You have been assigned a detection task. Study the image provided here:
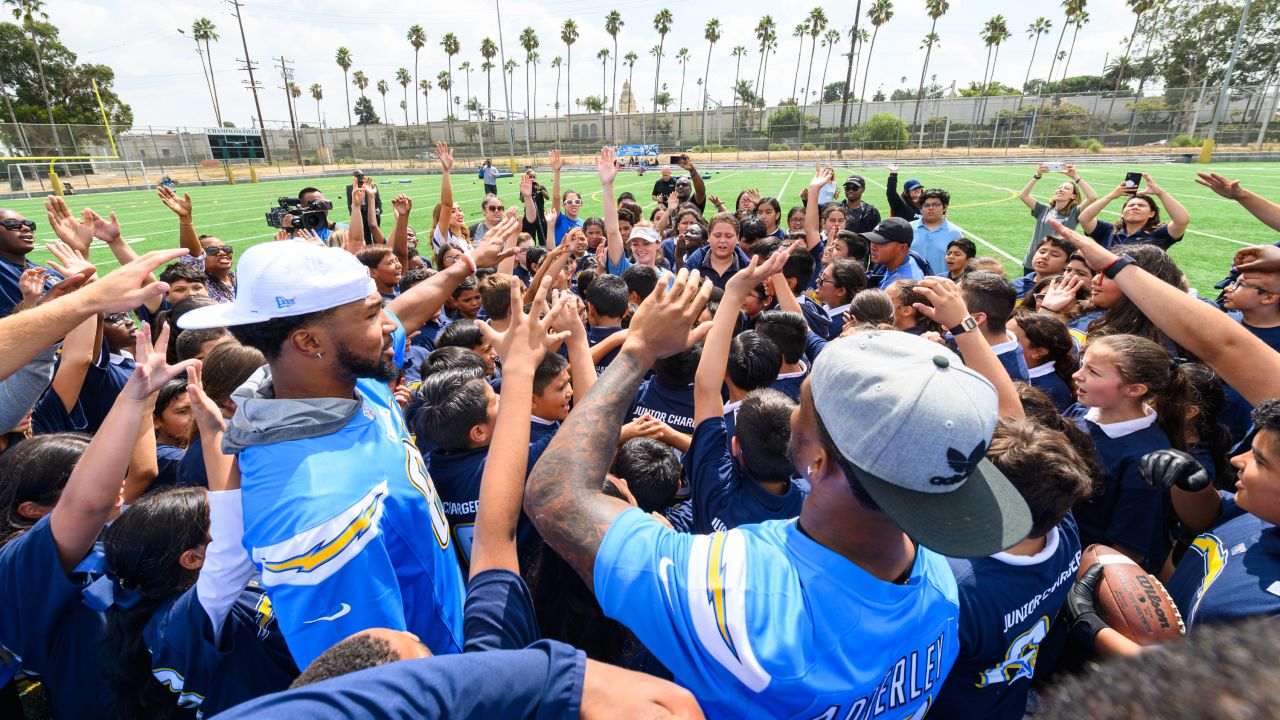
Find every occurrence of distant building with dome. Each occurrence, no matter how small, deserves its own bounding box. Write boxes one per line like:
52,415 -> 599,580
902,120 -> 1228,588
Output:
618,80 -> 638,114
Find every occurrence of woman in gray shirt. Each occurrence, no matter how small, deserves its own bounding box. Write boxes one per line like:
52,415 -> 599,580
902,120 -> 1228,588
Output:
1018,162 -> 1096,273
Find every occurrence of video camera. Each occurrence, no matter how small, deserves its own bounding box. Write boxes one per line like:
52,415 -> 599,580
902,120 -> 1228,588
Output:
266,197 -> 333,230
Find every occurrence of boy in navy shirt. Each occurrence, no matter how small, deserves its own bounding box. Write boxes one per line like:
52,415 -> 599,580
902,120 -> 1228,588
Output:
628,344 -> 700,437
585,274 -> 628,373
688,253 -> 806,533
434,320 -> 499,377
754,311 -> 810,402
749,239 -> 830,338
933,419 -> 1091,720
959,271 -> 1029,383
136,262 -> 208,326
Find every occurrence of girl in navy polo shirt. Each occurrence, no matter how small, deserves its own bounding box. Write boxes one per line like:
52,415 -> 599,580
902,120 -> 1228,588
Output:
1078,174 -> 1190,251
1068,334 -> 1190,575
1010,310 -> 1078,412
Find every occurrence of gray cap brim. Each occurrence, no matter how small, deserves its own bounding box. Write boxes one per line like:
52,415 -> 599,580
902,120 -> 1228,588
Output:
851,457 -> 1032,558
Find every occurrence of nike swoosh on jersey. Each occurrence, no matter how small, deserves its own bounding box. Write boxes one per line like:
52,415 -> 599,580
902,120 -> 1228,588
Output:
304,603 -> 352,624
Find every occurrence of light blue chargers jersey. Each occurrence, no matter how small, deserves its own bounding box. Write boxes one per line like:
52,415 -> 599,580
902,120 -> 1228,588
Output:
238,316 -> 465,668
595,508 -> 960,719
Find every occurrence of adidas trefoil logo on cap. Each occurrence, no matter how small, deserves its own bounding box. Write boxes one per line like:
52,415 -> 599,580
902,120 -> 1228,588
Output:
929,441 -> 986,486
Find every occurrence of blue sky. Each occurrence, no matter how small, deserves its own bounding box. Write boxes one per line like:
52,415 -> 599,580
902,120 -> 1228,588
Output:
47,0 -> 1147,129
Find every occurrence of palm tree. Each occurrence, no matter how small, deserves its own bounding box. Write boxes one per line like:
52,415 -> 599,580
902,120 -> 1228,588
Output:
731,46 -> 747,105
481,37 -> 498,129
790,23 -> 807,102
192,18 -> 223,125
978,17 -> 1002,96
597,48 -> 610,128
624,51 -> 638,135
816,28 -> 841,119
1060,10 -> 1089,82
459,61 -> 473,123
1023,17 -> 1052,94
1046,1 -> 1085,91
420,79 -> 433,131
652,9 -> 674,135
6,0 -> 55,129
858,0 -> 894,122
353,70 -> 372,146
336,47 -> 354,146
1105,0 -> 1155,124
803,8 -> 828,112
437,70 -> 452,125
396,68 -> 411,125
442,32 -> 460,125
911,0 -> 949,136
518,27 -> 540,141
702,18 -> 722,144
754,16 -> 774,98
676,48 -> 691,111
528,53 -> 540,134
981,17 -> 1013,122
761,35 -> 779,103
560,19 -> 579,128
551,56 -> 563,140
289,81 -> 302,121
605,10 -> 624,133
504,60 -> 517,113
310,83 -> 323,130
377,79 -> 391,126
406,25 -> 426,125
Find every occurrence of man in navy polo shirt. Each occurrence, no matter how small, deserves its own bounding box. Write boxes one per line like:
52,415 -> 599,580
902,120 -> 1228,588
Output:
866,217 -> 928,290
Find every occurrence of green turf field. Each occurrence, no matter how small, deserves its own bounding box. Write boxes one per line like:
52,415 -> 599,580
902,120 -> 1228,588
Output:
8,161 -> 1280,293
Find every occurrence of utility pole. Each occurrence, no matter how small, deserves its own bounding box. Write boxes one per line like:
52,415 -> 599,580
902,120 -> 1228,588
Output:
227,0 -> 272,163
838,0 -> 864,143
493,0 -> 519,167
1205,0 -> 1252,158
275,56 -> 305,166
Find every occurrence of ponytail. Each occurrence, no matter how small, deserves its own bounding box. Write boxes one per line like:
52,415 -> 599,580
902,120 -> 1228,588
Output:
1091,334 -> 1189,451
102,487 -> 209,719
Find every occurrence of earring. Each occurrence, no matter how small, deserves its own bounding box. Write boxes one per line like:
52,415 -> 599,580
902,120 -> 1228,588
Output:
315,352 -> 324,359
806,466 -> 814,477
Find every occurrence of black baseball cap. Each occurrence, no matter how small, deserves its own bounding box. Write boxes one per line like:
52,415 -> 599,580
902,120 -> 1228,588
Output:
862,217 -> 913,245
844,174 -> 866,189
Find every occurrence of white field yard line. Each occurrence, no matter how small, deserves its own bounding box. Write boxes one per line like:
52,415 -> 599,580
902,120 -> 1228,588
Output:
943,221 -> 1022,265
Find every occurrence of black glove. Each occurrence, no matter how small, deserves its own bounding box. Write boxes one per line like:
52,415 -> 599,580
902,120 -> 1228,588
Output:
1065,564 -> 1109,651
1140,449 -> 1211,492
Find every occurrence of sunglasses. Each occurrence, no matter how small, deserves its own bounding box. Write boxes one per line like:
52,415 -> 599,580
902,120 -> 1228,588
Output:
0,219 -> 36,231
485,205 -> 505,212
564,199 -> 583,206
205,246 -> 234,256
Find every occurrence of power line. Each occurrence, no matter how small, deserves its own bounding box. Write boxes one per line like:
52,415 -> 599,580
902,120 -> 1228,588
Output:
227,0 -> 273,162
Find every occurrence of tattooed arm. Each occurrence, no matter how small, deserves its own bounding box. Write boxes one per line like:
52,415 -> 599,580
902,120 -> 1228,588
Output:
524,269 -> 714,588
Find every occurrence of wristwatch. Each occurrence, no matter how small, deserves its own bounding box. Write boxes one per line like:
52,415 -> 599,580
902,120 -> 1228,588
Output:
1102,253 -> 1135,279
949,316 -> 979,336
1033,174 -> 1042,180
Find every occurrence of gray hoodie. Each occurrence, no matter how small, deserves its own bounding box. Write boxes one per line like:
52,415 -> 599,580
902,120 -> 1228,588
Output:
222,366 -> 361,453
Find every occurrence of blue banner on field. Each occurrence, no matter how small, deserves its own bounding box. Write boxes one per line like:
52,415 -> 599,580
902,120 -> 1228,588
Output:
614,144 -> 659,158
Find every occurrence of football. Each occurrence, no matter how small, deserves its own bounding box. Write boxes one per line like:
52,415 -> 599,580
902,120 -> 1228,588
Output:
1078,544 -> 1186,646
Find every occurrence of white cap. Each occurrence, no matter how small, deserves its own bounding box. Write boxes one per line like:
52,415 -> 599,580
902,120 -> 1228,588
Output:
629,226 -> 661,245
178,242 -> 376,330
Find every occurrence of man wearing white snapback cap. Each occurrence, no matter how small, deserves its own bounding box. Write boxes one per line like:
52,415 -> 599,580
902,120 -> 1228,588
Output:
179,217 -> 515,668
525,253 -> 1031,718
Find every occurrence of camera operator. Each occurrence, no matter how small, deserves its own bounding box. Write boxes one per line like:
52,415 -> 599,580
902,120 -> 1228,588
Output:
278,187 -> 346,245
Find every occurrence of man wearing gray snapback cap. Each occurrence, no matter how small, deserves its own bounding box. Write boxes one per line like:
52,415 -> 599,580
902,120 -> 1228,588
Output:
178,216 -> 515,668
525,251 -> 1031,718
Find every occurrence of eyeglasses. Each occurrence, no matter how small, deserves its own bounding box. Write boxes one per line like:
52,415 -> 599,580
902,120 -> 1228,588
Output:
485,205 -> 505,212
1228,278 -> 1268,293
815,277 -> 838,287
0,219 -> 36,231
1033,293 -> 1047,303
564,199 -> 583,206
205,246 -> 234,256
921,203 -> 945,210
105,313 -> 130,325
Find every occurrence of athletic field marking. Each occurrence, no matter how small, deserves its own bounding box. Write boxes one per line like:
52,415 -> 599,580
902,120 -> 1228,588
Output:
944,221 -> 1022,264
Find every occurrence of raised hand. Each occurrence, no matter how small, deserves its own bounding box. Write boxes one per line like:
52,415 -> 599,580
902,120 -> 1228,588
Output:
45,240 -> 97,280
44,196 -> 94,255
619,414 -> 665,443
1037,273 -> 1086,313
1141,173 -> 1165,196
80,248 -> 188,314
364,181 -> 379,198
1233,245 -> 1280,275
887,163 -> 899,173
185,362 -> 227,434
1063,163 -> 1079,179
519,174 -> 534,197
18,267 -> 48,305
480,280 -> 571,365
1046,218 -> 1114,270
549,147 -> 564,173
436,141 -> 453,172
84,208 -> 122,244
351,186 -> 368,208
1036,162 -> 1050,176
597,146 -> 619,186
666,191 -> 679,212
724,240 -> 796,296
392,194 -> 413,217
673,153 -> 692,171
157,185 -> 193,219
1195,172 -> 1243,200
123,322 -> 200,401
470,215 -> 520,268
623,268 -> 714,363
708,194 -> 725,212
809,165 -> 834,189
910,276 -> 973,329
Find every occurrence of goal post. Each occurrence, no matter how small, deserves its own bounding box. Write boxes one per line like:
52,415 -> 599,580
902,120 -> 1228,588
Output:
5,159 -> 151,199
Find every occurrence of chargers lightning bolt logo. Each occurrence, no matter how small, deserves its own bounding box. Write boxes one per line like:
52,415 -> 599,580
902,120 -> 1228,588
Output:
706,532 -> 739,661
264,492 -> 382,575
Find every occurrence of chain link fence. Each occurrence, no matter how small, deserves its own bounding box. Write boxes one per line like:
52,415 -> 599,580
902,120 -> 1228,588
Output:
3,85 -> 1278,194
